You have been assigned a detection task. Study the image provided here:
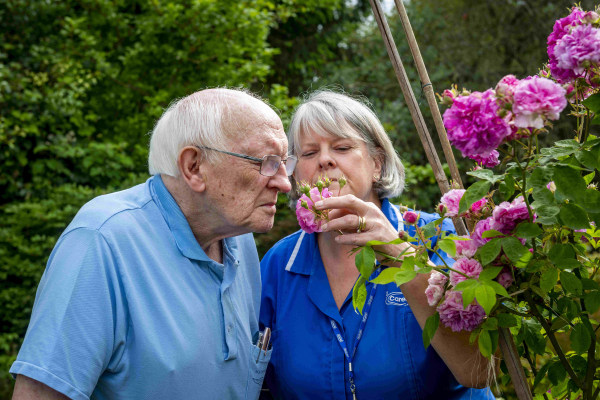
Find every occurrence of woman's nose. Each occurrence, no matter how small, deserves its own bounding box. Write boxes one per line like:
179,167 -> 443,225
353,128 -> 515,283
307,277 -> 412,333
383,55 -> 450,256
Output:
318,150 -> 336,169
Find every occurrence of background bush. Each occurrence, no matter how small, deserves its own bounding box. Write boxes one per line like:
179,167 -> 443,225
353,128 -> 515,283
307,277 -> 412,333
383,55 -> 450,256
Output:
1,0 -> 595,397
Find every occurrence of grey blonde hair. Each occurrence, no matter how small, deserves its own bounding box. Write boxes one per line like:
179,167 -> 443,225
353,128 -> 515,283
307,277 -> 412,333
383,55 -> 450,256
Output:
148,88 -> 264,177
288,90 -> 405,202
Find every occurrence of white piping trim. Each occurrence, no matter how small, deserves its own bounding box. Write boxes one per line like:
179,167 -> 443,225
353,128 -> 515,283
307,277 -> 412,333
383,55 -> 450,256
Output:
285,231 -> 306,271
392,204 -> 405,233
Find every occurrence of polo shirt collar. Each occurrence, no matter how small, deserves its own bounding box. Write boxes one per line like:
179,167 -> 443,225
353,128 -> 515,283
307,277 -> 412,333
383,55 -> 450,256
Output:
285,198 -> 404,276
150,174 -> 222,263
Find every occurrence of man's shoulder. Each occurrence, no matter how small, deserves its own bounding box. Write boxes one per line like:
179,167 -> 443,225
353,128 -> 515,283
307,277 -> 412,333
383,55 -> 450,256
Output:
64,180 -> 153,235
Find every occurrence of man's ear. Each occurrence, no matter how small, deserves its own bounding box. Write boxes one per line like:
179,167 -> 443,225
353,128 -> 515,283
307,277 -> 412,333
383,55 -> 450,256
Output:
178,146 -> 207,192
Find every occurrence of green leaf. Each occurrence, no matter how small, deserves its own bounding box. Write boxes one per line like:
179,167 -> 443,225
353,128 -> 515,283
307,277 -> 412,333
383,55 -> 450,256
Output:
486,280 -> 509,297
529,166 -> 554,191
539,268 -> 559,293
533,205 -> 560,225
355,246 -> 376,278
453,279 -> 478,291
400,256 -> 416,272
475,284 -> 496,315
524,323 -> 547,355
466,169 -> 504,184
482,229 -> 504,238
421,221 -> 437,239
560,271 -> 582,296
477,238 -> 502,265
576,147 -> 600,171
498,174 -> 515,200
394,270 -> 417,287
553,166 -> 587,202
548,361 -> 567,386
582,92 -> 600,113
437,238 -> 456,258
478,330 -> 492,358
548,243 -> 578,269
458,180 -> 491,215
581,189 -> 600,213
531,188 -> 555,207
584,291 -> 600,313
570,323 -> 591,354
479,266 -> 503,281
513,222 -> 543,239
371,267 -> 402,284
481,317 -> 498,330
352,276 -> 368,314
558,203 -> 590,230
497,313 -> 518,328
583,171 -> 596,185
533,363 -> 551,390
502,236 -> 531,266
422,313 -> 439,349
462,286 -> 477,309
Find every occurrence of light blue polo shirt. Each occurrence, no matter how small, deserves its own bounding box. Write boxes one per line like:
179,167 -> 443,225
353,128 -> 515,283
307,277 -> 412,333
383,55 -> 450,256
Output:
11,175 -> 270,400
260,199 -> 494,399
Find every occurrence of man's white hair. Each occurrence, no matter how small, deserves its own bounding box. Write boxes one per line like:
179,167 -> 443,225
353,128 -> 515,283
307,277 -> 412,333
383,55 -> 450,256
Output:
288,90 -> 405,202
148,88 -> 263,177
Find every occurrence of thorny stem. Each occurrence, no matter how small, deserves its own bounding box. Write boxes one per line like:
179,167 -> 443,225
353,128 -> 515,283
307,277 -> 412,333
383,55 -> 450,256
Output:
524,291 -> 583,389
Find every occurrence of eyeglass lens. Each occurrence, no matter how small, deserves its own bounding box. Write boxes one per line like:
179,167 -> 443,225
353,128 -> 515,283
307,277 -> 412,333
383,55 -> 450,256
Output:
261,156 -> 297,177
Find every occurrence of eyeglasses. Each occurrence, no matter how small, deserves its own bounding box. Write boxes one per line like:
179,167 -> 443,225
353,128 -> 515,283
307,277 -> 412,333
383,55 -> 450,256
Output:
195,145 -> 297,177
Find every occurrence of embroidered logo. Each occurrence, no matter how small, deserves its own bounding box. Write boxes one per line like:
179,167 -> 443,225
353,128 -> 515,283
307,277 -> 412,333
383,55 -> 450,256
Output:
385,291 -> 407,307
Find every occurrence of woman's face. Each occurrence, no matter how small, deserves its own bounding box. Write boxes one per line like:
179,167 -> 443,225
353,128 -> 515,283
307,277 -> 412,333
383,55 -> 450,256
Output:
293,129 -> 382,204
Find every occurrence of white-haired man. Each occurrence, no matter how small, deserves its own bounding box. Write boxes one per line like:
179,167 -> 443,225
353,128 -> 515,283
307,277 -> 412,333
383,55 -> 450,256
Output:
11,88 -> 295,400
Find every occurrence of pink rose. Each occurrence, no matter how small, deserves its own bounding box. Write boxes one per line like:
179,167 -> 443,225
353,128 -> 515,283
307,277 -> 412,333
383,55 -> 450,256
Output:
512,76 -> 567,129
428,270 -> 448,287
472,216 -> 496,247
555,24 -> 600,77
455,236 -> 479,258
437,291 -> 486,332
469,150 -> 500,168
449,258 -> 483,286
443,89 -> 511,159
295,187 -> 333,233
497,267 -> 514,289
547,7 -> 586,83
495,74 -> 520,104
491,196 -> 531,234
439,189 -> 487,217
426,285 -> 445,307
403,210 -> 419,225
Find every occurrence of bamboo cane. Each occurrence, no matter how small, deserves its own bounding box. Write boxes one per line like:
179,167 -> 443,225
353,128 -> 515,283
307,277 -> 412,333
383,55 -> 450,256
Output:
367,0 -> 468,236
369,1 -> 533,399
392,0 -> 464,190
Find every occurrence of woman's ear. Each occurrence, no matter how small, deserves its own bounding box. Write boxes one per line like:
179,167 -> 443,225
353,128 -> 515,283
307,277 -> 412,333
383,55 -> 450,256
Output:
178,146 -> 206,192
373,152 -> 384,181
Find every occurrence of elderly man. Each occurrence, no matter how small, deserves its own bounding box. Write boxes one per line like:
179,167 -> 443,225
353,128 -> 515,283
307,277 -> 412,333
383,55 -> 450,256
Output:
10,88 -> 295,399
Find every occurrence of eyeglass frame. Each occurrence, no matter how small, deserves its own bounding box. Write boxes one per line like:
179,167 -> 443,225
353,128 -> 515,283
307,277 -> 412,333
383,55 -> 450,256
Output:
194,145 -> 297,177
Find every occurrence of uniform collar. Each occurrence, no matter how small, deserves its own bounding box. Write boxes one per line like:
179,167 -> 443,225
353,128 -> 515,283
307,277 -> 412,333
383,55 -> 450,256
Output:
150,174 -> 238,263
285,198 -> 403,276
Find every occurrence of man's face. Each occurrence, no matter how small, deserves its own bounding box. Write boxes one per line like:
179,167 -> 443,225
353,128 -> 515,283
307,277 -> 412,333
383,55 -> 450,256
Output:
202,106 -> 291,234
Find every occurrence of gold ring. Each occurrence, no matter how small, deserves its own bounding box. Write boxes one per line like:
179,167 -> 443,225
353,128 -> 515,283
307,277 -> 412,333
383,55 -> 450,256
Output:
357,216 -> 367,233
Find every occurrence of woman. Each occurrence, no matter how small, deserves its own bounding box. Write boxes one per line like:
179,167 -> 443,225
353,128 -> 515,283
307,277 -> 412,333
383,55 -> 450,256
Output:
260,90 -> 494,399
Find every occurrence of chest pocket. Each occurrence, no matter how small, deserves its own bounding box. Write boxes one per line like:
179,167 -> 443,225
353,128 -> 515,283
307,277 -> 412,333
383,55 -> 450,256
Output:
245,342 -> 272,399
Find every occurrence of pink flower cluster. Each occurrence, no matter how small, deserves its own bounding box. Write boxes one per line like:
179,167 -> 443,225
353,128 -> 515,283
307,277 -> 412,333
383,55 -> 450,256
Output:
547,7 -> 600,84
438,291 -> 486,332
443,89 -> 511,161
438,189 -> 487,218
296,187 -> 333,234
442,75 -> 566,166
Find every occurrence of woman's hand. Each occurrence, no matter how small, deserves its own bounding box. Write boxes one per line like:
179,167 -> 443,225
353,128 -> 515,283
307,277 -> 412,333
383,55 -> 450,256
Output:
314,194 -> 415,264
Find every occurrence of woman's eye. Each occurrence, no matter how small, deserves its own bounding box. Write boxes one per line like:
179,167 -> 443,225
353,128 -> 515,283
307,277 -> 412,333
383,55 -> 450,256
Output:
336,146 -> 351,151
301,151 -> 316,157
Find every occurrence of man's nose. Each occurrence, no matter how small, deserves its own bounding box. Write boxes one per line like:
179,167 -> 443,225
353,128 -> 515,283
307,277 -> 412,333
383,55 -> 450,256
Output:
269,162 -> 292,193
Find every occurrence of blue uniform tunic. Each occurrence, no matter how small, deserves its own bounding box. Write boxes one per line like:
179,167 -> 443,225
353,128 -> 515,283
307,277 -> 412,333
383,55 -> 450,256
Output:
11,175 -> 270,400
260,199 -> 493,399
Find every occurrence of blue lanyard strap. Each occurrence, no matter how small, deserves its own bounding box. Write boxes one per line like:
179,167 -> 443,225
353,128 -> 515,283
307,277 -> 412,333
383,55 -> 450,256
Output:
330,282 -> 378,400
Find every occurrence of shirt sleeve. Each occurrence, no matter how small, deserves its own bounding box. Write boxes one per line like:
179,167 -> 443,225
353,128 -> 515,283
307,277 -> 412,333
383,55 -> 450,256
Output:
10,228 -> 127,400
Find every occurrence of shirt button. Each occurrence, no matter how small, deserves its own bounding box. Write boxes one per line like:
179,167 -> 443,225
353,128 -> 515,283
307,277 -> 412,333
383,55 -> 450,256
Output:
227,325 -> 233,333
